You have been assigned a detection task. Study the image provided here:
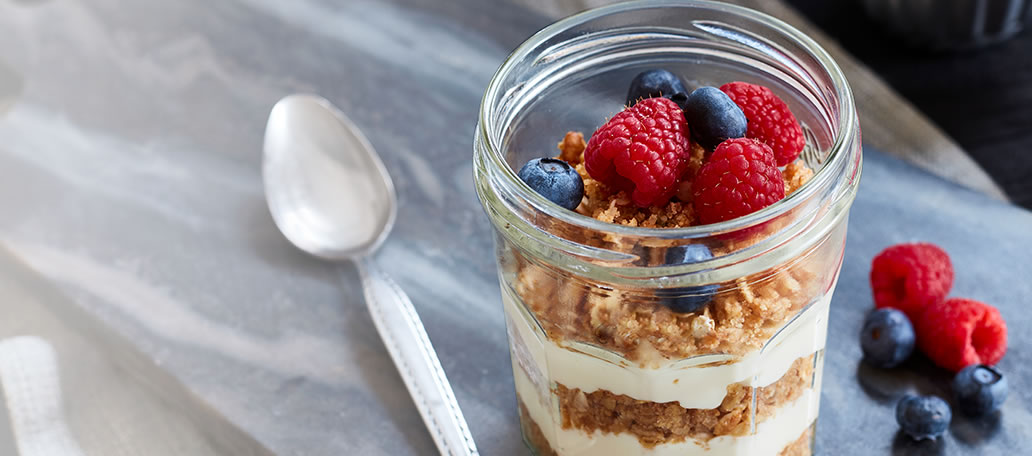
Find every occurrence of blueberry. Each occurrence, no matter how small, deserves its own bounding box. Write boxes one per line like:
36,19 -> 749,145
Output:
683,86 -> 747,150
896,394 -> 951,440
517,158 -> 584,211
953,364 -> 1008,416
860,308 -> 915,368
626,70 -> 687,107
667,91 -> 689,112
658,245 -> 719,313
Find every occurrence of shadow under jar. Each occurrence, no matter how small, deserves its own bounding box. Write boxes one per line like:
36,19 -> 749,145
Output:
474,2 -> 862,455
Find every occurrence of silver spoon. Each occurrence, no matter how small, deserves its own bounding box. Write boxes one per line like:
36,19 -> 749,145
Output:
262,94 -> 479,456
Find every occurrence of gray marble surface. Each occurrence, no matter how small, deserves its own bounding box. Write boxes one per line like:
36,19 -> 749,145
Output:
0,0 -> 1028,455
0,247 -> 273,455
0,0 -> 544,454
816,149 -> 1032,455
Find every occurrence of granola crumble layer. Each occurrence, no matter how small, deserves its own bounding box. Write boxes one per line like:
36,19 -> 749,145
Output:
778,426 -> 814,456
518,398 -> 814,456
555,355 -> 814,447
520,398 -> 560,456
513,252 -> 821,362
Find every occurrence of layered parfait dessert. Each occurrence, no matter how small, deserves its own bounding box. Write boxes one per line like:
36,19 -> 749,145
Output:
505,80 -> 832,455
474,3 -> 862,455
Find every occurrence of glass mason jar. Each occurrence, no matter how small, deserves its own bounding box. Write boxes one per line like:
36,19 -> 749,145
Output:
474,2 -> 862,455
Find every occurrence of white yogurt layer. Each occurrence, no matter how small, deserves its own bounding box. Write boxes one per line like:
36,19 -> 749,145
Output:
514,364 -> 821,456
503,282 -> 834,410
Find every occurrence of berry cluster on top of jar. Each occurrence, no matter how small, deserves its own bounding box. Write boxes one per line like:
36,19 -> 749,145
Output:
517,69 -> 807,225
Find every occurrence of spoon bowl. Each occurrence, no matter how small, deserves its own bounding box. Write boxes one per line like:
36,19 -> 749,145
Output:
263,94 -> 396,260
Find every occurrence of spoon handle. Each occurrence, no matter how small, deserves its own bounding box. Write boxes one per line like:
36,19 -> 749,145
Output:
357,259 -> 480,456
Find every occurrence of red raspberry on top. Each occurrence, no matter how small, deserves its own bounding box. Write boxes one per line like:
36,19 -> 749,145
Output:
692,137 -> 785,224
720,82 -> 805,166
916,298 -> 1007,372
584,97 -> 690,207
870,243 -> 954,320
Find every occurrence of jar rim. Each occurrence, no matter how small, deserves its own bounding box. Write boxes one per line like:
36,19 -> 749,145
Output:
476,0 -> 859,240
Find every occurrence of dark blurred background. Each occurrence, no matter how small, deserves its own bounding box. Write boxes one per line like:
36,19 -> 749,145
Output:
787,0 -> 1032,209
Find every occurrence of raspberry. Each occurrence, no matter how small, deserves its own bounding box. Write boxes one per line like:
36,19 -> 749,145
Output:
692,138 -> 785,224
870,243 -> 954,320
916,298 -> 1007,372
720,82 -> 805,166
584,97 -> 690,207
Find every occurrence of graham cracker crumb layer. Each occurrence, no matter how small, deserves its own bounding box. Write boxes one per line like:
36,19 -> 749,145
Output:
555,354 -> 814,447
